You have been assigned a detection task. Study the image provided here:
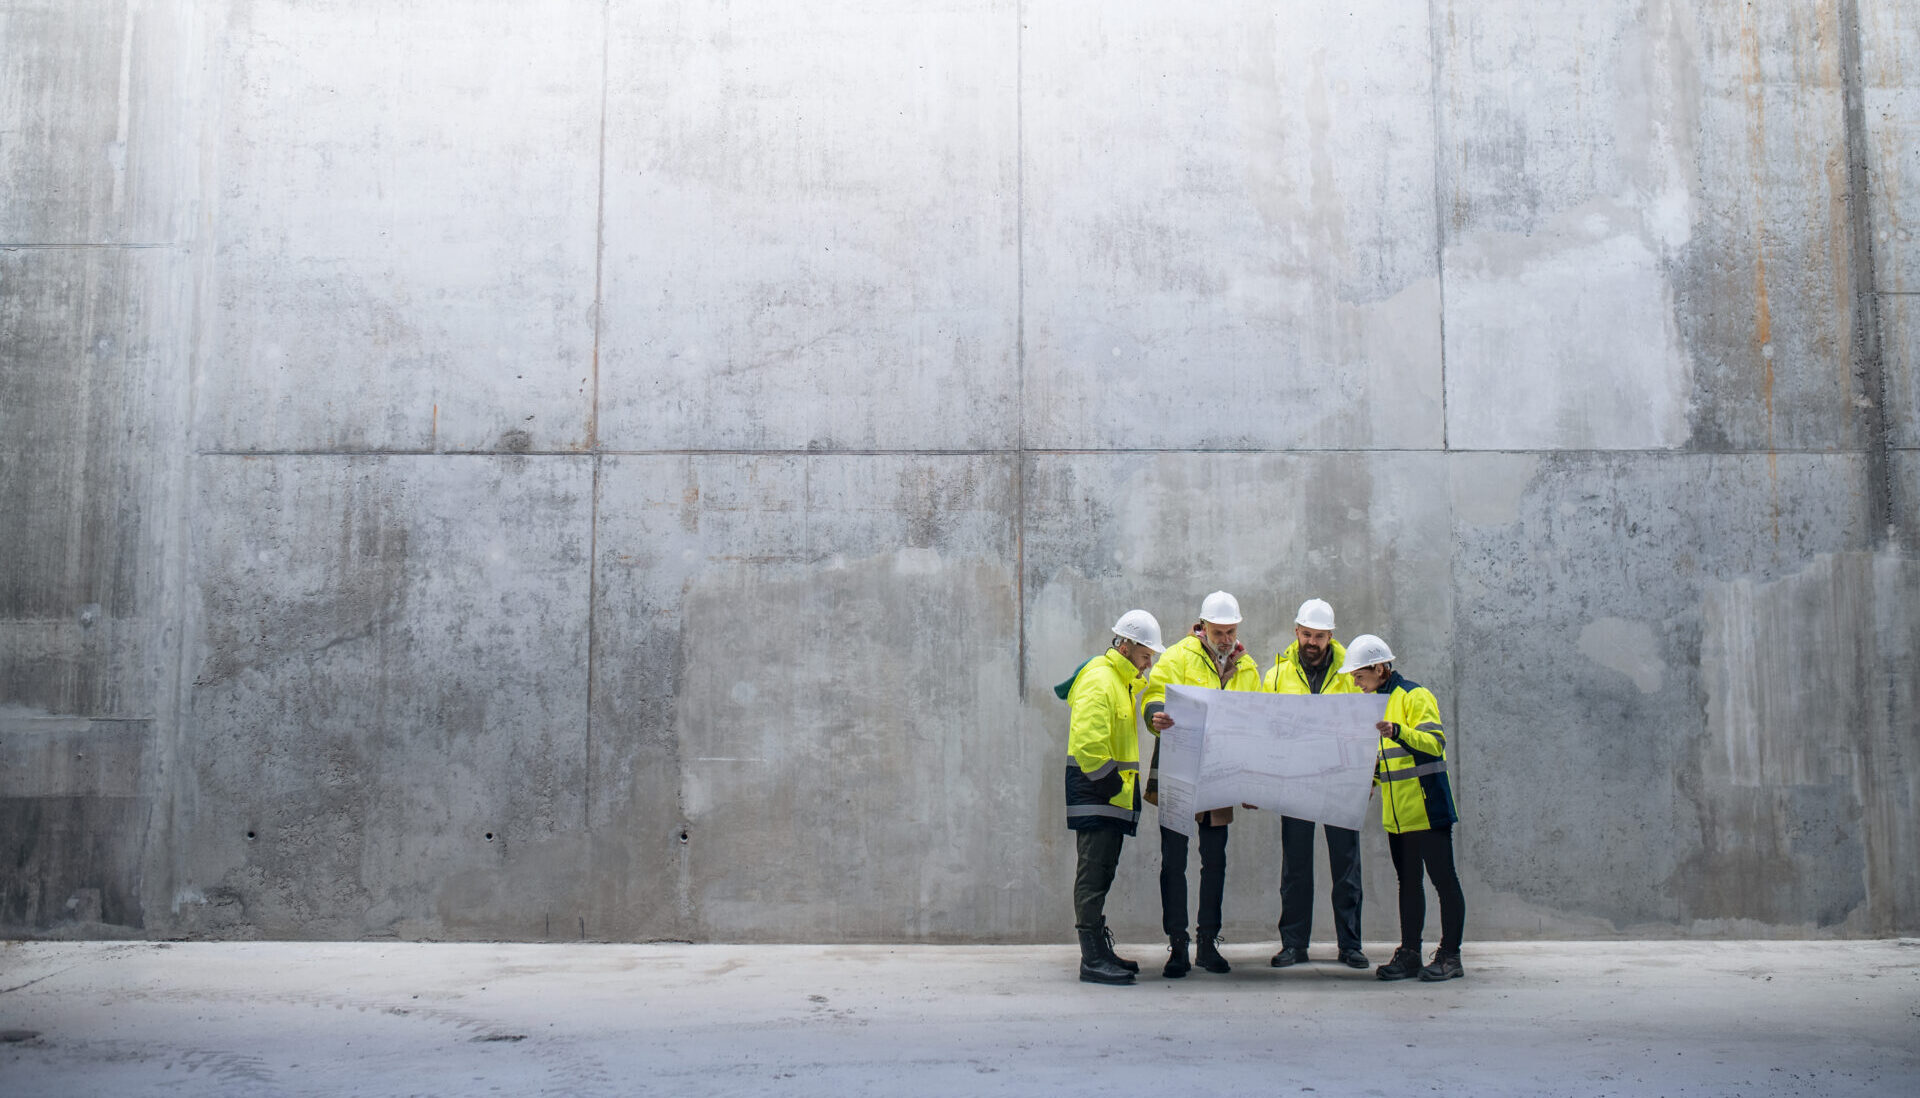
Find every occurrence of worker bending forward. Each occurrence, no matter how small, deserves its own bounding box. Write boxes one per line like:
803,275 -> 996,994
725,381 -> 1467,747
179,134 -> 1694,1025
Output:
1063,610 -> 1168,985
1344,634 -> 1466,982
1142,591 -> 1263,977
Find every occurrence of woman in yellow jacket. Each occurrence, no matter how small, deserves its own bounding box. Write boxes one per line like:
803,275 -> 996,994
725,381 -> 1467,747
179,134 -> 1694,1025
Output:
1343,634 -> 1465,982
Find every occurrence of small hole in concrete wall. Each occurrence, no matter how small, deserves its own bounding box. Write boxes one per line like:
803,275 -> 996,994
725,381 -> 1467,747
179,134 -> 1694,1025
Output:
677,828 -> 689,844
485,832 -> 495,841
245,831 -> 256,841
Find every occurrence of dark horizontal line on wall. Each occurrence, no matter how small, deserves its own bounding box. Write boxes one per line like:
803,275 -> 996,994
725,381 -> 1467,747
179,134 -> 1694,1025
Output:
0,716 -> 154,725
0,242 -> 181,250
198,447 -> 1889,459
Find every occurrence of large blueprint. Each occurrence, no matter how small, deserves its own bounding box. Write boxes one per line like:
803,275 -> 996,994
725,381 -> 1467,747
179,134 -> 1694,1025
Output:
1157,685 -> 1389,837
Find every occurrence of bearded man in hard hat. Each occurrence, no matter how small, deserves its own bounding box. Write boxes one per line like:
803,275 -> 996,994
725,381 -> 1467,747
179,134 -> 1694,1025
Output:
1265,598 -> 1369,971
1141,590 -> 1263,978
1344,634 -> 1466,983
1059,609 -> 1168,985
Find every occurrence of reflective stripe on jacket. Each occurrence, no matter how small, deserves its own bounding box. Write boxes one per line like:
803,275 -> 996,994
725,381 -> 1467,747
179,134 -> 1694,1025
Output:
1064,647 -> 1145,834
1263,639 -> 1359,695
1373,672 -> 1457,834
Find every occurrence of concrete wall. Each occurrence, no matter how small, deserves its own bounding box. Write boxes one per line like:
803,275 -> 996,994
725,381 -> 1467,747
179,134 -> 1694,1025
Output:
3,0 -> 1915,942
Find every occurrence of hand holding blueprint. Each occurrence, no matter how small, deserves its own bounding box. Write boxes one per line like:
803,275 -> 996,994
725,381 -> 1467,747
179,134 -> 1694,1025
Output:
1157,685 -> 1390,837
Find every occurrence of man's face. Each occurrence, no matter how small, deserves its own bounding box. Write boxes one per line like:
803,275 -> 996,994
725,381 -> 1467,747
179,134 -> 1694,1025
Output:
1119,640 -> 1155,674
1352,663 -> 1389,692
1201,621 -> 1237,653
1294,625 -> 1331,665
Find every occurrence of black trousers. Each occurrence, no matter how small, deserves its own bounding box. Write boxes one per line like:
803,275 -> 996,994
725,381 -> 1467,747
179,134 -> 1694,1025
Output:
1159,822 -> 1228,939
1387,826 -> 1465,954
1073,828 -> 1126,929
1277,816 -> 1363,952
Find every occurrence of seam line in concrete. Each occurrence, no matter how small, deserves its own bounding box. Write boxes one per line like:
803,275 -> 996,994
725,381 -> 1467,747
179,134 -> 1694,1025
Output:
581,0 -> 613,831
164,0 -> 225,936
1427,0 -> 1450,455
0,717 -> 157,724
589,0 -> 609,453
1015,0 -> 1027,698
585,455 -> 600,830
0,243 -> 182,250
192,447 -> 1890,459
1837,0 -> 1892,543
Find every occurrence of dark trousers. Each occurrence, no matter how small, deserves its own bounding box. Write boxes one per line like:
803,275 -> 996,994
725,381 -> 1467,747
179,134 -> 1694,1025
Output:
1073,828 -> 1126,929
1159,822 -> 1228,939
1387,826 -> 1465,954
1277,816 -> 1363,952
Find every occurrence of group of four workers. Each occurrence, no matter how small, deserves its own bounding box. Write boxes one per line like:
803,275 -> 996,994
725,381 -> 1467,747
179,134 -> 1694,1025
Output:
1061,592 -> 1466,987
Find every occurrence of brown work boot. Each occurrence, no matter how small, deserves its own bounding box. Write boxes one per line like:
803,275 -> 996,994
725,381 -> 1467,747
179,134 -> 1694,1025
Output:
1418,949 -> 1464,981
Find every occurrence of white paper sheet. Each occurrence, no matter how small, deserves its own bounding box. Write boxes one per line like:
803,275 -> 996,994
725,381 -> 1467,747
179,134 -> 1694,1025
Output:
1157,685 -> 1390,837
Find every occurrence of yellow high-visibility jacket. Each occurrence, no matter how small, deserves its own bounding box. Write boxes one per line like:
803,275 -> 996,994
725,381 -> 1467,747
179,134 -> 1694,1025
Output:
1264,639 -> 1359,696
1064,647 -> 1146,834
1142,633 -> 1263,713
1373,672 -> 1457,834
1141,633 -> 1262,809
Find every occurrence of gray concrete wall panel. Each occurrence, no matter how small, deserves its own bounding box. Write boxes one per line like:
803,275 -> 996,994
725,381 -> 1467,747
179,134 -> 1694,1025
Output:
172,455 -> 593,938
1440,1 -> 1863,453
1862,0 -> 1917,296
0,0 -> 193,244
1884,293 -> 1918,450
1022,2 -> 1443,451
1860,0 -> 1918,447
0,241 -> 189,935
591,454 -> 1020,940
1,247 -> 187,719
0,718 -> 151,935
1449,451 -> 1913,934
596,2 -> 1020,452
197,0 -> 603,454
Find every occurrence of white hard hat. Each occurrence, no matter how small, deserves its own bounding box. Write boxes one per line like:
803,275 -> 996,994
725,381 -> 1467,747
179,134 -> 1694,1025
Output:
1111,609 -> 1166,653
1295,598 -> 1336,630
1198,591 -> 1242,625
1338,634 -> 1395,674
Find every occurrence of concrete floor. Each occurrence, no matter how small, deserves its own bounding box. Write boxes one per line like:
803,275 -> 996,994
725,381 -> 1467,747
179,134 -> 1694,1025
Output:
2,939 -> 1916,1097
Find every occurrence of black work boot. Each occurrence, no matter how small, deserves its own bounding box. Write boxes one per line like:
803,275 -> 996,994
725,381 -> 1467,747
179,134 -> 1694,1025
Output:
1418,949 -> 1464,981
1195,933 -> 1231,974
1269,945 -> 1306,967
1098,920 -> 1138,974
1163,935 -> 1191,979
1375,946 -> 1422,981
1078,927 -> 1134,985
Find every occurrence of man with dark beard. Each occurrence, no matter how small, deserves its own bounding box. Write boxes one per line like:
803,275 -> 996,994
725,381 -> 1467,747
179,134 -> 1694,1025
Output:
1141,591 -> 1263,977
1263,598 -> 1369,970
